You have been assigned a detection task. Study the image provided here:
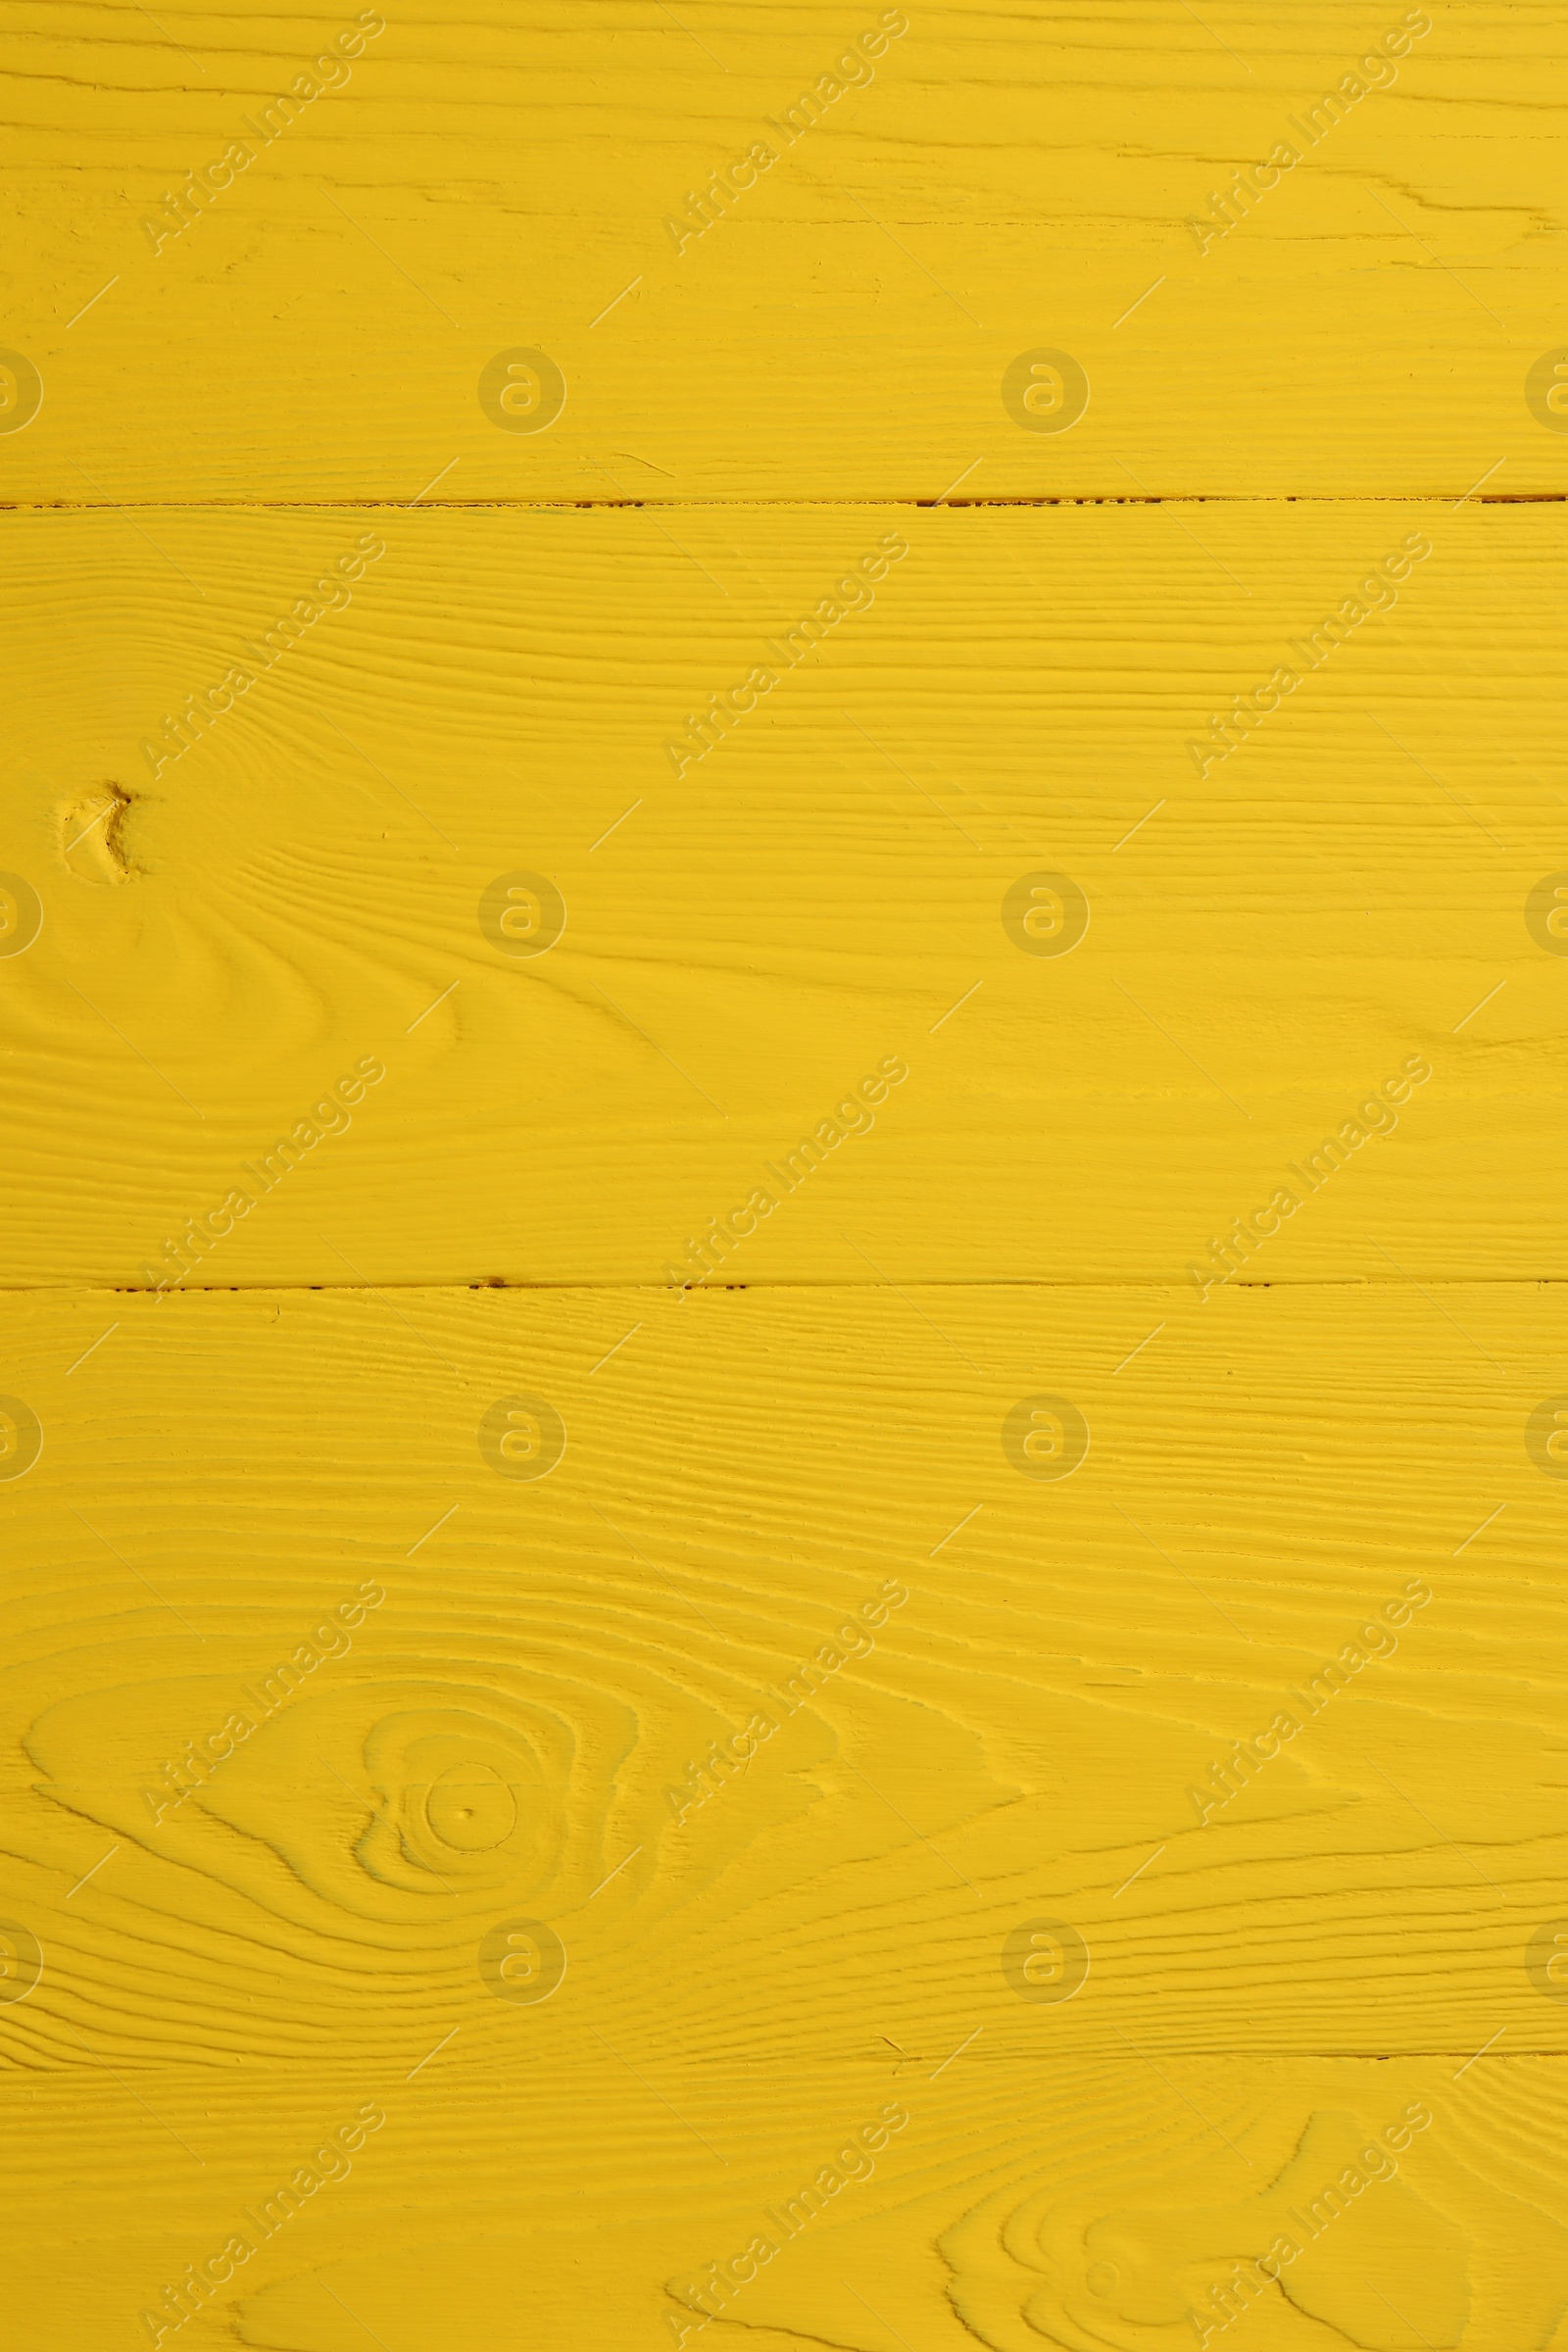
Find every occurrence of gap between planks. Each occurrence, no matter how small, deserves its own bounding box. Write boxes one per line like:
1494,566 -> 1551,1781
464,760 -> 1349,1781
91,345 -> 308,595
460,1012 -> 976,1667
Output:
0,493 -> 1558,514
11,1277 -> 1568,1297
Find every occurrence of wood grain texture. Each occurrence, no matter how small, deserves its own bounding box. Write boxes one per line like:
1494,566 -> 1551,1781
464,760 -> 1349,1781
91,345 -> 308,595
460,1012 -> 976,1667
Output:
3,499 -> 1564,1286
6,6 -> 1564,2348
1,1289 -> 1566,2349
0,3 -> 1564,498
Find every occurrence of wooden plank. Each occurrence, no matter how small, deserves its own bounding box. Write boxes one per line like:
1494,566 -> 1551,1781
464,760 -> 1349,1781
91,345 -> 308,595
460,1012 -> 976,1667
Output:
1,1284 -> 1561,2060
0,3 -> 1563,499
6,8 -> 1560,2346
2,1286 -> 1565,2345
1,499 -> 1561,1284
5,2053 -> 1568,2347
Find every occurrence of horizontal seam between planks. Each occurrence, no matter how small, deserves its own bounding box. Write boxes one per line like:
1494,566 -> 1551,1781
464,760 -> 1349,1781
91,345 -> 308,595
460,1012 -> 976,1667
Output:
3,2051 -> 1558,2066
0,494 -> 1558,514
7,1277 -> 1568,1297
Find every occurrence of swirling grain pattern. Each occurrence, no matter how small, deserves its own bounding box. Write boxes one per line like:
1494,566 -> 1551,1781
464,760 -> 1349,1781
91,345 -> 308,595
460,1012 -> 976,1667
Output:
4,3 -> 1565,2347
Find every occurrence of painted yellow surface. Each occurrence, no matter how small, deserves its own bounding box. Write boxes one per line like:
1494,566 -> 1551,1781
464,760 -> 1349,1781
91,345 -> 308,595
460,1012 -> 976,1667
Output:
0,3 -> 1565,498
4,502 -> 1564,1285
2,8 -> 1565,2352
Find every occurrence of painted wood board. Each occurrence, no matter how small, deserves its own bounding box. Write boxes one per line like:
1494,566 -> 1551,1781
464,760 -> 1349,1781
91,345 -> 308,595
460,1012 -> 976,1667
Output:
0,3 -> 1564,499
4,2054 -> 1566,2349
5,4 -> 1563,2346
1,1288 -> 1565,2347
3,500 -> 1563,1286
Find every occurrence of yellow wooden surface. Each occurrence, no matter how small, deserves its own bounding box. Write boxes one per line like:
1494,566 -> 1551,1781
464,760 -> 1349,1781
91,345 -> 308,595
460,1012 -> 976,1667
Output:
4,7 -> 1566,2352
3,500 -> 1564,1286
4,1289 -> 1568,2349
1,3 -> 1566,498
